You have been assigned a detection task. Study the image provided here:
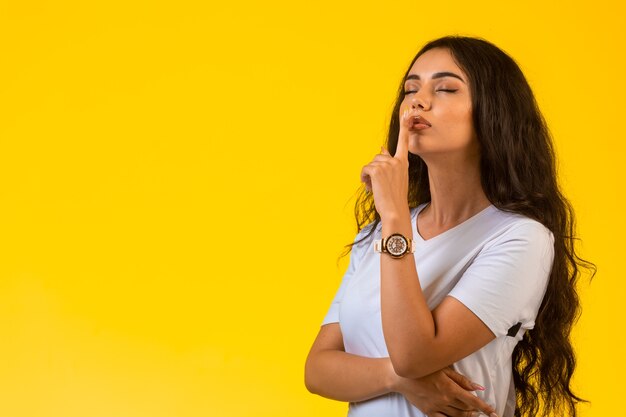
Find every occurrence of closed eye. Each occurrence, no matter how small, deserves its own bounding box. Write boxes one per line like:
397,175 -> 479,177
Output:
403,89 -> 458,95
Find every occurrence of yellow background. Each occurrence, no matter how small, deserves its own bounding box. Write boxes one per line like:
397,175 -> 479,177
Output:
0,1 -> 623,416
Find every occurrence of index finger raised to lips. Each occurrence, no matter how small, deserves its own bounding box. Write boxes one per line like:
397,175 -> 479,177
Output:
394,107 -> 411,159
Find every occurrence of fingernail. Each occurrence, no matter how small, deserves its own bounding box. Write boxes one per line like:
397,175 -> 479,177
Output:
471,382 -> 485,391
490,413 -> 499,417
469,412 -> 481,417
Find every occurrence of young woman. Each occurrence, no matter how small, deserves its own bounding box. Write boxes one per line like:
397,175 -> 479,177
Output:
305,36 -> 595,417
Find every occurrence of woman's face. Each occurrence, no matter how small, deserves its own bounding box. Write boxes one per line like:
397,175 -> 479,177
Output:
401,47 -> 477,159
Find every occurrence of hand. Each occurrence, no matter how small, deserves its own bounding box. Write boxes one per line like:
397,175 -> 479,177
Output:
359,106 -> 413,221
391,367 -> 497,417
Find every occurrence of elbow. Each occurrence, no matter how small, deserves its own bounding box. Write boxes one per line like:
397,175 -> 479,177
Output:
304,373 -> 324,396
384,332 -> 436,378
305,380 -> 320,396
389,353 -> 431,379
304,373 -> 317,394
304,359 -> 320,395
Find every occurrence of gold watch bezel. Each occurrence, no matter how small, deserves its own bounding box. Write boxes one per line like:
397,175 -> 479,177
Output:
375,233 -> 414,259
384,233 -> 409,258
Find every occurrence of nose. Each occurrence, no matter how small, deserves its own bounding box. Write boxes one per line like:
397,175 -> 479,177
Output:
410,91 -> 431,111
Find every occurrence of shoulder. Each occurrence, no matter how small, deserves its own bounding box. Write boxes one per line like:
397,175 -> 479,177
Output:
491,206 -> 552,238
483,207 -> 554,249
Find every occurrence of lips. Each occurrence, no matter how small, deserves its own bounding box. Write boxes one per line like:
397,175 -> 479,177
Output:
409,114 -> 431,131
412,115 -> 431,127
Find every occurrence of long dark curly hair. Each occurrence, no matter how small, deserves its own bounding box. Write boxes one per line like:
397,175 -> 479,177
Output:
343,36 -> 596,417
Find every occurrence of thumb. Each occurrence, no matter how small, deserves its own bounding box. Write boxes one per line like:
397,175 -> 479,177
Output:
380,146 -> 391,156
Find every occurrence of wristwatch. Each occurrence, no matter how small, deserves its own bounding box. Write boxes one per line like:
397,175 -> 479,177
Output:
374,233 -> 416,259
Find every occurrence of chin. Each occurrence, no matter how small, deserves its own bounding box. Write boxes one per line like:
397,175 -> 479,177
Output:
408,136 -> 426,156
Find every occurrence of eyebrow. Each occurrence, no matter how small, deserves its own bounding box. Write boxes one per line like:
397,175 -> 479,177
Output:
404,71 -> 466,83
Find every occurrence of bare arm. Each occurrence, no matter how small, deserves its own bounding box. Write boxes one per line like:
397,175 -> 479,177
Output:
380,214 -> 495,378
304,323 -> 394,402
360,112 -> 496,379
305,323 -> 497,417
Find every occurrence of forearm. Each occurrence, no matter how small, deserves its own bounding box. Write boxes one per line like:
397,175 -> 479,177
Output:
305,349 -> 395,402
380,214 -> 437,376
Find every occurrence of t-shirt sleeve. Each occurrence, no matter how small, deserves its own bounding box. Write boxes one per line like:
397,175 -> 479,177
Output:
448,221 -> 555,338
321,225 -> 374,326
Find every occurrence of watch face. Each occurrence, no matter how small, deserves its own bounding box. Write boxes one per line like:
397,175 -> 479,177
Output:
386,234 -> 408,256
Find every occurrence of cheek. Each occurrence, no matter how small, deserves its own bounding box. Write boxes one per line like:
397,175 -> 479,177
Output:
443,108 -> 473,131
438,109 -> 475,147
454,104 -> 473,126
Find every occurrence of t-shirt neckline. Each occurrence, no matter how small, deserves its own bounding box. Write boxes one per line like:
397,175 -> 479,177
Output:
413,202 -> 495,243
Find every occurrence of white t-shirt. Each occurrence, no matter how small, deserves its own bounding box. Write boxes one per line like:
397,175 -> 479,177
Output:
322,202 -> 555,417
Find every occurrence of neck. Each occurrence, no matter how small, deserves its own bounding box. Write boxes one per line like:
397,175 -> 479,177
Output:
422,153 -> 491,226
